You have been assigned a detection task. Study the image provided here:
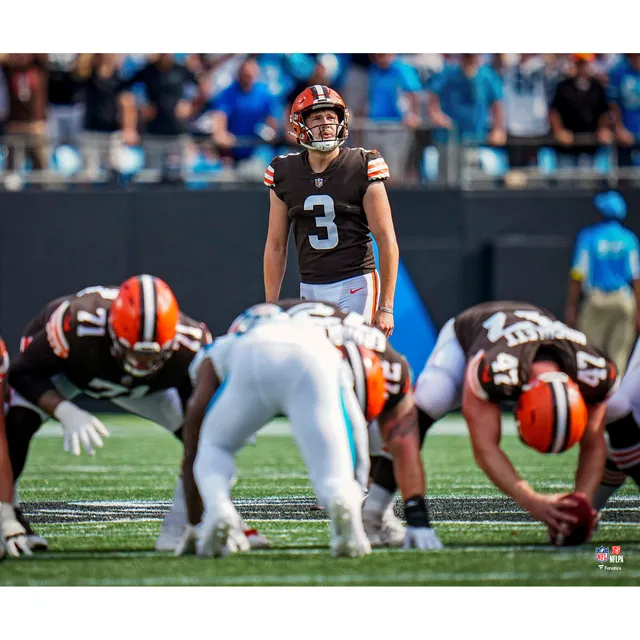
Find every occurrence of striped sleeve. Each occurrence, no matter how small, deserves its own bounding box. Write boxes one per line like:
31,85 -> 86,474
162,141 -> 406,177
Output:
366,152 -> 390,182
263,161 -> 276,188
45,300 -> 71,359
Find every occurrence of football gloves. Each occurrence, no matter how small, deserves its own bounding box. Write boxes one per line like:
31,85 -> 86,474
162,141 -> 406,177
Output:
404,526 -> 444,550
0,502 -> 31,557
53,401 -> 110,456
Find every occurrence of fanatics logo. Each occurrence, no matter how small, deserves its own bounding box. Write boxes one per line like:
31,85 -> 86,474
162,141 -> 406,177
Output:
315,178 -> 324,188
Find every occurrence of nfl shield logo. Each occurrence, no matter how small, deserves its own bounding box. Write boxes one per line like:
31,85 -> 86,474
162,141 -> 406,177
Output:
596,546 -> 609,562
315,177 -> 324,188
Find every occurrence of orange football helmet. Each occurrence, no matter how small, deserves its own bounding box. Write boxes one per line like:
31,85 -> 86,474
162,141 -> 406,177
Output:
290,85 -> 349,152
340,342 -> 386,422
515,372 -> 588,454
108,274 -> 180,377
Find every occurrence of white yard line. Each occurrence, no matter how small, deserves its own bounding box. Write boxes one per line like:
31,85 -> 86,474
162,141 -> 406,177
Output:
5,568 -> 636,587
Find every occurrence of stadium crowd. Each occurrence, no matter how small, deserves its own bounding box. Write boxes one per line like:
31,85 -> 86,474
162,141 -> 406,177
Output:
0,53 -> 639,187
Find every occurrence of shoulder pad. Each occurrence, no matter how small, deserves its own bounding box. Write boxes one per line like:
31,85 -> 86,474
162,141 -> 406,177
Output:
366,150 -> 390,181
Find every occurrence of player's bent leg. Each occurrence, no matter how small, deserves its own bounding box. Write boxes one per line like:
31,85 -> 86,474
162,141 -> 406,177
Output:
193,373 -> 272,558
286,363 -> 370,557
593,456 -> 628,513
606,412 -> 640,488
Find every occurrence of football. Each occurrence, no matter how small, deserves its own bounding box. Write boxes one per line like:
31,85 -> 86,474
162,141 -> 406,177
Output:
548,492 -> 596,547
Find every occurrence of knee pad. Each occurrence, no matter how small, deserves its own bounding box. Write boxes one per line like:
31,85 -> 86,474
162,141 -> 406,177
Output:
414,368 -> 458,421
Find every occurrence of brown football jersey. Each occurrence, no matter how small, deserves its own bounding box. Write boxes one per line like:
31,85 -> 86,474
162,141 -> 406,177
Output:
454,301 -> 618,405
277,299 -> 410,413
9,285 -> 212,407
264,147 -> 390,285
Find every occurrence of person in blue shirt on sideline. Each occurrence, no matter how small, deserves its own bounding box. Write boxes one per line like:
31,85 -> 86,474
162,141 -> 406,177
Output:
363,54 -> 422,183
427,53 -> 506,146
608,54 -> 640,168
565,191 -> 640,376
209,56 -> 280,169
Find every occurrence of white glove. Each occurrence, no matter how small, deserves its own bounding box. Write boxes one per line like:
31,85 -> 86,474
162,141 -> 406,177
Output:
0,502 -> 32,557
53,401 -> 110,456
403,526 -> 444,550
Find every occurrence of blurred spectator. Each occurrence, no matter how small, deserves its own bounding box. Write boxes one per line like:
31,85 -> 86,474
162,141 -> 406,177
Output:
120,53 -> 205,182
0,54 -> 49,173
340,55 -> 371,119
428,53 -> 505,146
75,54 -> 126,180
501,54 -> 551,167
209,55 -> 280,177
47,54 -> 84,149
565,191 -> 640,376
592,54 -> 621,86
364,53 -> 422,181
609,53 -> 640,167
0,66 -> 8,134
549,54 -> 611,168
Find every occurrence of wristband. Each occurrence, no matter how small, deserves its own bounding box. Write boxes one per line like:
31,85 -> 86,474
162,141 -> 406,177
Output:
404,495 -> 431,528
378,306 -> 394,315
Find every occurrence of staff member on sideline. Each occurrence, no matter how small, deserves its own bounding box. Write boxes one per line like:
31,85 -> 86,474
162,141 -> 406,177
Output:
565,191 -> 640,376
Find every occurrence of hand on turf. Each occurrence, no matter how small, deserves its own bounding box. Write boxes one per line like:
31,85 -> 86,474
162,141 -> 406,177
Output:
53,401 -> 110,456
404,526 -> 444,550
527,493 -> 579,534
0,503 -> 32,558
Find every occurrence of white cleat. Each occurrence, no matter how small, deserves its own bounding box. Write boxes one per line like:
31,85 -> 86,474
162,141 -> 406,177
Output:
329,500 -> 371,558
363,503 -> 406,548
155,517 -> 186,553
196,516 -> 250,558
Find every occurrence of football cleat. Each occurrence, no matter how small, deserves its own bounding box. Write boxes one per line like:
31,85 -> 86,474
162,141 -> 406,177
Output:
196,515 -> 250,558
328,499 -> 371,558
363,503 -> 406,548
15,507 -> 48,552
243,528 -> 271,550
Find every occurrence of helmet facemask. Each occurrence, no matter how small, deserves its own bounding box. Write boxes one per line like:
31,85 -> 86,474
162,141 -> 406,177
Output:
108,323 -> 174,378
292,104 -> 349,153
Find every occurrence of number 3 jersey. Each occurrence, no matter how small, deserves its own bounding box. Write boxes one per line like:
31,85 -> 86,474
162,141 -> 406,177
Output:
8,286 -> 212,406
264,147 -> 390,285
454,301 -> 618,405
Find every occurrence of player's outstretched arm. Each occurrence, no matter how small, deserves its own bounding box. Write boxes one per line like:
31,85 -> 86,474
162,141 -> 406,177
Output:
462,382 -> 578,533
182,357 -> 220,528
263,190 -> 291,303
574,402 -> 607,503
378,391 -> 424,502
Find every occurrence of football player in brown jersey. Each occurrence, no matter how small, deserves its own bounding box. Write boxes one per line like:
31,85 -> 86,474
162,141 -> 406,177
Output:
0,335 -> 31,557
276,300 -> 441,549
263,85 -> 399,338
367,301 -> 618,545
4,275 -> 213,552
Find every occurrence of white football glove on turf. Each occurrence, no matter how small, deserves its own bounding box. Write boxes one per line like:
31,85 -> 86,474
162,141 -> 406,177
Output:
0,502 -> 31,557
404,526 -> 444,550
53,401 -> 110,456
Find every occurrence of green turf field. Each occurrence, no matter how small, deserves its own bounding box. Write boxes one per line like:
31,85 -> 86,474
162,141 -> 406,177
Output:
0,414 -> 637,586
